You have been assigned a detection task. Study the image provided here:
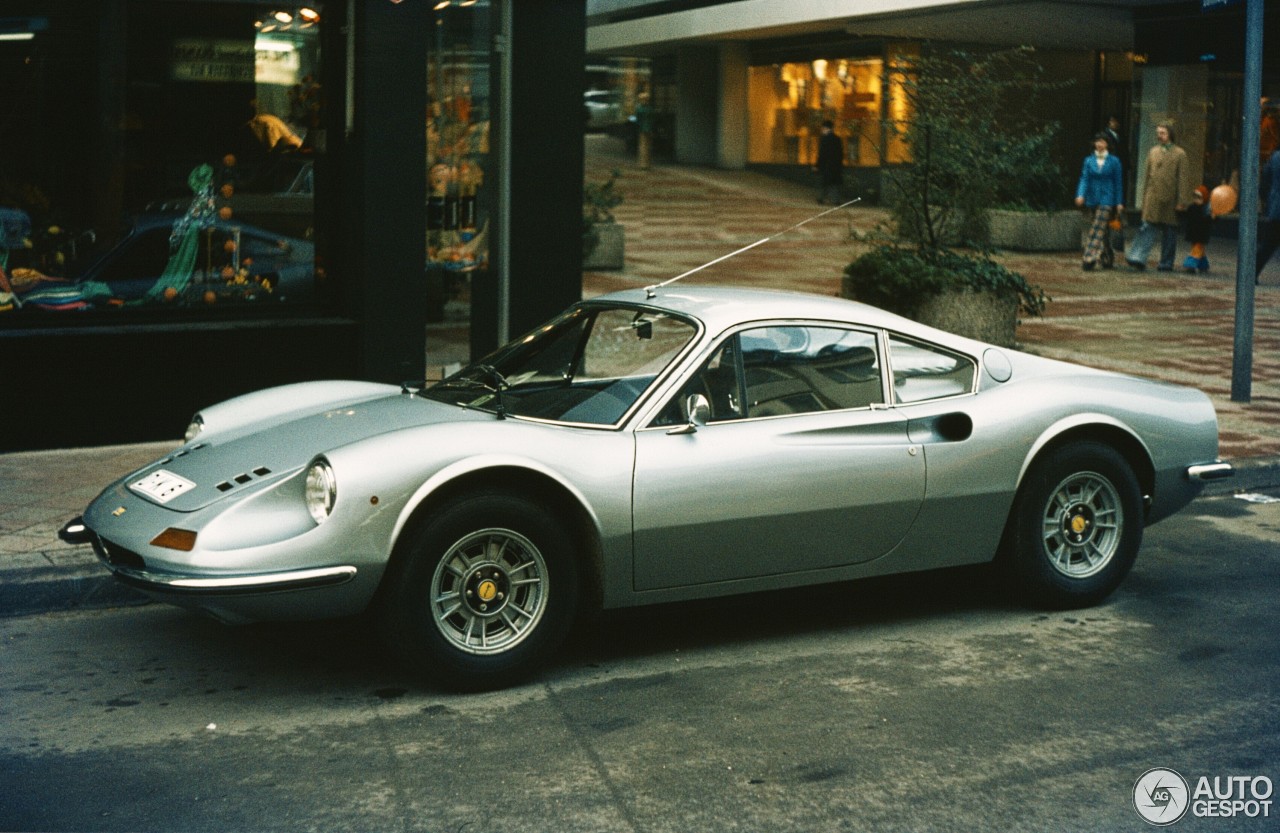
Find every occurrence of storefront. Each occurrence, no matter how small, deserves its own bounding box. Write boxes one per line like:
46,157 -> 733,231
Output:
0,0 -> 586,451
742,41 -> 918,200
586,0 -> 1275,217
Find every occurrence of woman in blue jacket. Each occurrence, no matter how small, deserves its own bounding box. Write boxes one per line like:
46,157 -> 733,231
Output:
1075,133 -> 1125,270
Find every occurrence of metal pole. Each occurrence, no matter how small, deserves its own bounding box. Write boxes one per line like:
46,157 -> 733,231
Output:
495,1 -> 513,347
1232,0 -> 1263,402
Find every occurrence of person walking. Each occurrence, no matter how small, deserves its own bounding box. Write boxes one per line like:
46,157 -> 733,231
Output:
1182,185 -> 1213,273
1102,115 -> 1123,159
1125,123 -> 1195,271
1100,115 -> 1127,254
814,120 -> 845,205
635,92 -> 654,170
1074,133 -> 1124,270
1256,147 -> 1280,281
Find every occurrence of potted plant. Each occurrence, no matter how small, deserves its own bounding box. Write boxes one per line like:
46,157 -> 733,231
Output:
844,46 -> 1053,345
583,168 -> 624,270
844,244 -> 1046,347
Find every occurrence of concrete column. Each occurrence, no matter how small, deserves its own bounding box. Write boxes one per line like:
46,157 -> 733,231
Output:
717,42 -> 749,170
676,46 -> 718,166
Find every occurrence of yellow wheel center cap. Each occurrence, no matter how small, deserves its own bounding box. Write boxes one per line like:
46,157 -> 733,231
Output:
476,579 -> 498,603
1071,515 -> 1089,535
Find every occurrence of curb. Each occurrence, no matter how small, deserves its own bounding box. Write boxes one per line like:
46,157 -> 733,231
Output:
2,457 -> 1275,620
0,564 -> 150,619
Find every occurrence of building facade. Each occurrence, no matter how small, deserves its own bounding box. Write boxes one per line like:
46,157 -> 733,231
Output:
0,0 -> 586,451
586,0 -> 1276,211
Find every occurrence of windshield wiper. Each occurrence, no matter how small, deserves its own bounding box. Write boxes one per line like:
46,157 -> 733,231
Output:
476,364 -> 510,419
428,364 -> 510,419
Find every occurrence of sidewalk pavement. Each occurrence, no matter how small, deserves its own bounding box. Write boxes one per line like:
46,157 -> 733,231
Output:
3,134 -> 1277,619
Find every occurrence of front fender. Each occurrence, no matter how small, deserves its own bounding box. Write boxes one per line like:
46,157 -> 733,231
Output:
391,453 -> 608,547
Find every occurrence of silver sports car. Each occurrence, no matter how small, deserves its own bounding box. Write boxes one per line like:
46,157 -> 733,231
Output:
63,286 -> 1233,689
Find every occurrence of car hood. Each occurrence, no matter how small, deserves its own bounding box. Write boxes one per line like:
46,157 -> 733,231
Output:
122,393 -> 487,512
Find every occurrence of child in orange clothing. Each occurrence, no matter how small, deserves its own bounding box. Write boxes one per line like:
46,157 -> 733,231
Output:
1183,185 -> 1212,273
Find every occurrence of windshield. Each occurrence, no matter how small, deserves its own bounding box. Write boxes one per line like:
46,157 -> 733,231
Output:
422,305 -> 698,425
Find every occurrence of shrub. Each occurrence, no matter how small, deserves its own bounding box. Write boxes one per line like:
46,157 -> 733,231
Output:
845,244 -> 1047,319
884,46 -> 1069,249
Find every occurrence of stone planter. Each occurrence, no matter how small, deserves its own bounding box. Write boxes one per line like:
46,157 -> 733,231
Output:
584,222 -> 625,270
988,208 -> 1082,252
915,289 -> 1019,347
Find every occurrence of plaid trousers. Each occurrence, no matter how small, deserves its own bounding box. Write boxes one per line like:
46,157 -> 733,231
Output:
1083,207 -> 1114,265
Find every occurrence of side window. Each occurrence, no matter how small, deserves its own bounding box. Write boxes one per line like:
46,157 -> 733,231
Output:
888,336 -> 976,403
740,326 -> 882,417
652,340 -> 742,426
652,325 -> 884,427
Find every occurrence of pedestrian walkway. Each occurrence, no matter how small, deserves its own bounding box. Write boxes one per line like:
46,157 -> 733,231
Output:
582,133 -> 1280,462
2,135 -> 1277,618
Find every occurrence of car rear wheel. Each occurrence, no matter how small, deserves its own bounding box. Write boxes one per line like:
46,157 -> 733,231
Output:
1001,441 -> 1143,609
379,491 -> 579,691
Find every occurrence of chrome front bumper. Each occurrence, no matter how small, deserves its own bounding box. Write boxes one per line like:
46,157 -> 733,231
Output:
61,516 -> 357,597
1186,461 -> 1235,482
106,563 -> 358,595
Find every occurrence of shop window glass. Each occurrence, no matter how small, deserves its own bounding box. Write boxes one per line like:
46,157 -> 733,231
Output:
748,57 -> 909,168
0,2 -> 323,319
425,2 -> 493,369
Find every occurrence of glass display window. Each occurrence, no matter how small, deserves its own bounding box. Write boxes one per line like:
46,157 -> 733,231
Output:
0,1 -> 324,319
747,48 -> 916,169
424,0 -> 495,368
427,4 -> 491,290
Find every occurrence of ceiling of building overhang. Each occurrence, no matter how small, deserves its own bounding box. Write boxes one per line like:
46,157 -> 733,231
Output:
587,0 -> 1170,56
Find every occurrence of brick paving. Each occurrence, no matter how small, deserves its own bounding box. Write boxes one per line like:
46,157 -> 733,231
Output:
583,134 -> 1280,461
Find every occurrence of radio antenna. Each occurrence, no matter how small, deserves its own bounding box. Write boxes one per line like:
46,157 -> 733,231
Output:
644,197 -> 860,298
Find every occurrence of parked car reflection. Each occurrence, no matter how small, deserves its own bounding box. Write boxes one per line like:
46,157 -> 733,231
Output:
9,213 -> 314,311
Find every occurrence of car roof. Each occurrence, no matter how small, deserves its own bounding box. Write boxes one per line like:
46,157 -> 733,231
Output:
585,285 -> 949,343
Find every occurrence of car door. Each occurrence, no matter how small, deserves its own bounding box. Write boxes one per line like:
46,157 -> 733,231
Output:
631,324 -> 926,591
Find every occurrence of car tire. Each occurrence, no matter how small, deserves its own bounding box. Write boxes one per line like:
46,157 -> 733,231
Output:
1001,441 -> 1143,609
379,491 -> 580,691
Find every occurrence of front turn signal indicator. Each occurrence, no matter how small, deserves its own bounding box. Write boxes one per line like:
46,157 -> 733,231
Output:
151,528 -> 198,551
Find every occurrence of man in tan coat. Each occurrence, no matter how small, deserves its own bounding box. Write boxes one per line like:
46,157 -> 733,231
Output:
1125,123 -> 1196,271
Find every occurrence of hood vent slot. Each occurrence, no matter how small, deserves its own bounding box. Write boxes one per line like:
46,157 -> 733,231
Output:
158,443 -> 207,466
215,466 -> 273,494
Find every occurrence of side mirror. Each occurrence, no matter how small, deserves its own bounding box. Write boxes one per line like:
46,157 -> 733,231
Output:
667,393 -> 710,435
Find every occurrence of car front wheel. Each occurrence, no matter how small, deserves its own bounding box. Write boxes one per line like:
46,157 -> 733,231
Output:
379,491 -> 580,690
1001,441 -> 1143,609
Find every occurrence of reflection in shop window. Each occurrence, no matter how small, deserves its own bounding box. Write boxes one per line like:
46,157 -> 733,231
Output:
0,2 -> 322,316
426,3 -> 492,329
746,50 -> 915,169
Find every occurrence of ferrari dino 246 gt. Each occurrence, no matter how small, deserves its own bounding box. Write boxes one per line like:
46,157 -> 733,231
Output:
64,286 -> 1233,689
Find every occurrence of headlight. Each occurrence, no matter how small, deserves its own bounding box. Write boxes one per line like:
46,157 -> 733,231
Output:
304,459 -> 337,525
184,415 -> 204,443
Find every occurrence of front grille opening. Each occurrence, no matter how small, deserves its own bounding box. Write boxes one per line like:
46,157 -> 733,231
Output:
253,467 -> 272,477
216,482 -> 234,492
95,537 -> 146,570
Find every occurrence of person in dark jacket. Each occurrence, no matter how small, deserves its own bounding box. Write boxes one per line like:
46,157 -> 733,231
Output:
814,120 -> 844,205
1257,148 -> 1280,280
1074,133 -> 1124,270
